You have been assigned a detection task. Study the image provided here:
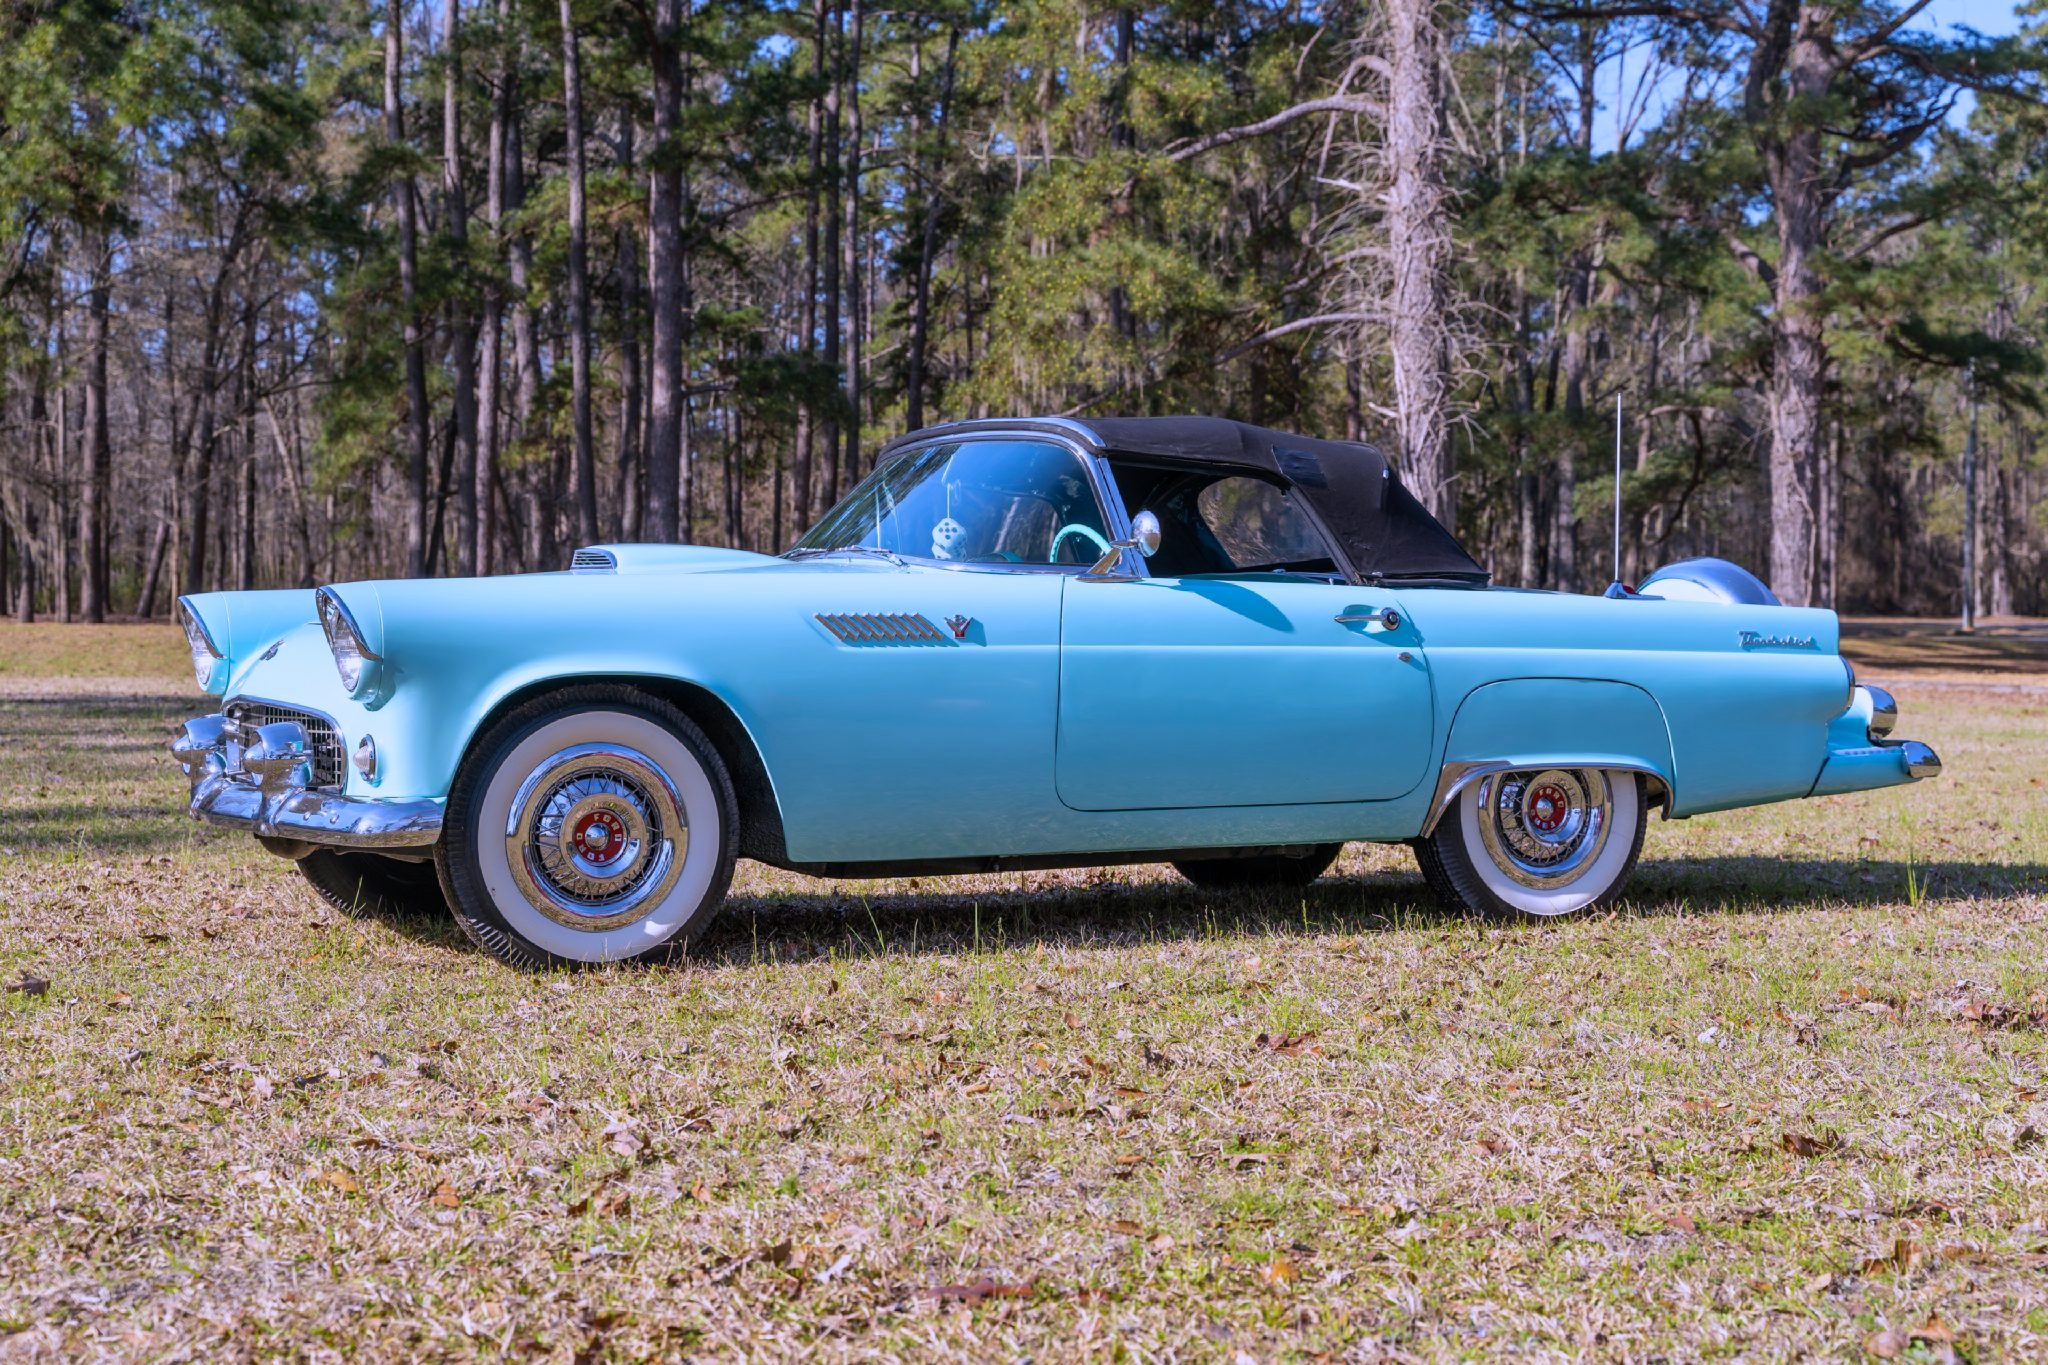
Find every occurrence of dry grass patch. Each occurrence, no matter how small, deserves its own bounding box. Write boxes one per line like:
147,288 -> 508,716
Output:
1,623 -> 2045,1360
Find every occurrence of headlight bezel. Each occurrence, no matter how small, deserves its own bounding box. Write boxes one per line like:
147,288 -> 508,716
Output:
177,596 -> 225,692
315,587 -> 384,699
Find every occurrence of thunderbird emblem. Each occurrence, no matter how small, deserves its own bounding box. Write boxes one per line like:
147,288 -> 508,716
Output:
945,614 -> 971,640
1738,630 -> 1817,651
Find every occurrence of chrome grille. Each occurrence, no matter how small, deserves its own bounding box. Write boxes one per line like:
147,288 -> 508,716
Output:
814,612 -> 948,644
571,548 -> 618,573
225,699 -> 346,789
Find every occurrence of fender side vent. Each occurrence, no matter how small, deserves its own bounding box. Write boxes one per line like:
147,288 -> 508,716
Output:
570,548 -> 617,573
815,612 -> 948,644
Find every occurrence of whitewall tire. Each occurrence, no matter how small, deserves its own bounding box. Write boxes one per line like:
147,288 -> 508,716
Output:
1414,768 -> 1647,919
437,686 -> 737,967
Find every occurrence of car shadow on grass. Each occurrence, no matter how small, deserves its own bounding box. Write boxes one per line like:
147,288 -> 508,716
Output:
691,868 -> 1455,967
246,852 -> 2048,969
680,855 -> 2048,969
1625,854 -> 2048,915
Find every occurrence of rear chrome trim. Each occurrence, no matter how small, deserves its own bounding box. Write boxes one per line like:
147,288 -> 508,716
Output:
1897,740 -> 1941,779
1864,684 -> 1898,740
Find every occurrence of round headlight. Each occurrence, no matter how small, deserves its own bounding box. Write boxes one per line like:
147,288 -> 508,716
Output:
177,598 -> 222,689
316,588 -> 381,695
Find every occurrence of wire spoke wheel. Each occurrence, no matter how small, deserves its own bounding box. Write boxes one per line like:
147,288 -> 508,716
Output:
505,744 -> 688,932
1474,768 -> 1614,890
437,687 -> 738,968
1417,766 -> 1647,919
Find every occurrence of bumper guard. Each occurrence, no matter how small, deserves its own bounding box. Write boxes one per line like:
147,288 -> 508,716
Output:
173,715 -> 442,849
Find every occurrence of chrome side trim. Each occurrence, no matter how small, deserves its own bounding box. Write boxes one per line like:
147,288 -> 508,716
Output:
1421,760 -> 1673,838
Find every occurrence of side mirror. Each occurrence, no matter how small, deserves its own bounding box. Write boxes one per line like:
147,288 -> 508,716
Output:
1085,510 -> 1162,579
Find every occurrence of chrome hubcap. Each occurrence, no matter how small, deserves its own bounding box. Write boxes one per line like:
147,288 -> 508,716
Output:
503,744 -> 688,931
1475,767 -> 1613,889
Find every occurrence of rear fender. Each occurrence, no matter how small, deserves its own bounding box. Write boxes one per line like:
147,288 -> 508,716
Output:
1423,679 -> 1676,836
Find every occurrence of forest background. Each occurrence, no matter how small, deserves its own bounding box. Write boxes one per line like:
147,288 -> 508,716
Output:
4,0 -> 2046,620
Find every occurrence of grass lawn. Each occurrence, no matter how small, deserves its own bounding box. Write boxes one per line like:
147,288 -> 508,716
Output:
2,620 -> 2045,1360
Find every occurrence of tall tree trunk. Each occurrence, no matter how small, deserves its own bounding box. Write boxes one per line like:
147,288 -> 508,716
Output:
1763,184 -> 1823,604
78,230 -> 111,621
647,0 -> 693,541
1383,0 -> 1454,525
474,0 -> 511,575
444,0 -> 480,575
615,117 -> 644,540
235,293 -> 258,590
1551,25 -> 1599,591
792,0 -> 826,523
560,0 -> 599,544
1750,9 -> 1834,606
820,0 -> 842,507
55,353 -> 73,622
840,0 -> 865,484
906,24 -> 958,433
385,0 -> 433,577
506,72 -> 542,567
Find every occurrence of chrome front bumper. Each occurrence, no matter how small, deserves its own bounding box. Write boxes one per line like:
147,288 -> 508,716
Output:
172,714 -> 442,849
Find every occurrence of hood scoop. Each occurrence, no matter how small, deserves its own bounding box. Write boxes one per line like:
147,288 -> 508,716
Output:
567,544 -> 777,575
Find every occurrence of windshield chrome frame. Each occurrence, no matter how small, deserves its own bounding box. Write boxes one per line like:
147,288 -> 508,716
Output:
787,429 -> 1142,577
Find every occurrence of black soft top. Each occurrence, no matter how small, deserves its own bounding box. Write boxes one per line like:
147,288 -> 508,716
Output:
883,415 -> 1489,587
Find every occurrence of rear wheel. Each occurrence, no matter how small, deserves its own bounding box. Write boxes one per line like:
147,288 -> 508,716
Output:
1417,768 -> 1646,918
298,849 -> 446,919
1173,843 -> 1342,891
436,686 -> 738,968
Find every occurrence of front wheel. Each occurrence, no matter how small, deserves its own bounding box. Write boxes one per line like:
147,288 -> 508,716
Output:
1414,768 -> 1646,918
436,686 -> 738,968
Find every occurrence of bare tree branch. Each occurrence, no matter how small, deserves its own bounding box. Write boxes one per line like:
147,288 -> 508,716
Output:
1165,96 -> 1383,164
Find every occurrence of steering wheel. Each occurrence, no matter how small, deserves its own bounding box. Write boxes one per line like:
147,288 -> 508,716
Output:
1048,523 -> 1114,564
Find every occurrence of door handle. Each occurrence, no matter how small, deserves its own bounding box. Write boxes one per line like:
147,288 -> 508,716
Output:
1335,607 -> 1402,631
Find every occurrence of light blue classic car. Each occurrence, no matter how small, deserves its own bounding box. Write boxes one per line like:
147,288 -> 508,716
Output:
171,417 -> 1940,967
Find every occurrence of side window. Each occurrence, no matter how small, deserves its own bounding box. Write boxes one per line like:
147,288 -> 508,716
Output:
1193,477 -> 1332,571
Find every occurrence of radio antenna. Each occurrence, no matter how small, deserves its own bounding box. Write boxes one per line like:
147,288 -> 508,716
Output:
1603,394 -> 1627,597
1613,394 -> 1624,584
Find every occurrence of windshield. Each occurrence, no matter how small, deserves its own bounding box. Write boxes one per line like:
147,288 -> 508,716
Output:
790,439 -> 1114,567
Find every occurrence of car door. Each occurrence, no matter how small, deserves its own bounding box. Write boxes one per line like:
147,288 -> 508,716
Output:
1055,472 -> 1435,811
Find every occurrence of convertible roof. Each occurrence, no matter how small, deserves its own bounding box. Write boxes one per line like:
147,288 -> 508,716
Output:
883,415 -> 1490,586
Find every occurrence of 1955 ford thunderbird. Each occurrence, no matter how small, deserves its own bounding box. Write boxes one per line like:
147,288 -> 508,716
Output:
171,417 -> 1940,967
